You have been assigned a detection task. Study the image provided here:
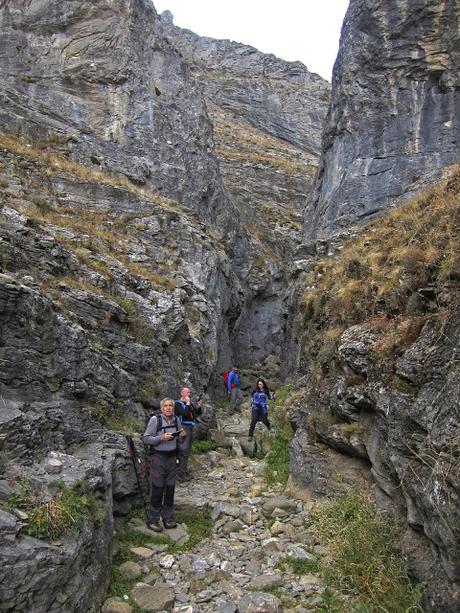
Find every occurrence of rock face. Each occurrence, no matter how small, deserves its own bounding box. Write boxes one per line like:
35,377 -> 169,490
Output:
0,1 -> 329,610
305,0 -> 460,237
161,16 -> 330,370
0,0 -> 230,226
292,310 -> 460,611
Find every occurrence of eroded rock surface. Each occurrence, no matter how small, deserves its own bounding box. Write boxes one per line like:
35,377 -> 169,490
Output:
306,0 -> 460,237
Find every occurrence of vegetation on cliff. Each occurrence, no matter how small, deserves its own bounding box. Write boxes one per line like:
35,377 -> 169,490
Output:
300,168 -> 460,374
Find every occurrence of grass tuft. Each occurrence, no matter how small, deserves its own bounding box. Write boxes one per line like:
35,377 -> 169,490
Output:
309,492 -> 424,612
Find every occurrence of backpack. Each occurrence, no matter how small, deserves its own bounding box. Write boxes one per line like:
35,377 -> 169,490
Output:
223,370 -> 229,389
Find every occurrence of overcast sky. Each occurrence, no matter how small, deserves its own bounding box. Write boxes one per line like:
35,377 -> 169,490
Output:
152,0 -> 350,81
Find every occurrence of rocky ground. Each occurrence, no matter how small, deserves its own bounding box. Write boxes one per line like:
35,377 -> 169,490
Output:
103,406 -> 326,613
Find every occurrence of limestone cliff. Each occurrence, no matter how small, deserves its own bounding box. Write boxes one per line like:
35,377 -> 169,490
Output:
0,1 -> 328,610
160,15 -> 330,368
305,0 -> 460,238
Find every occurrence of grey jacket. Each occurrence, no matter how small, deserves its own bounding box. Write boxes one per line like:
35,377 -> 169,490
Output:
143,415 -> 182,452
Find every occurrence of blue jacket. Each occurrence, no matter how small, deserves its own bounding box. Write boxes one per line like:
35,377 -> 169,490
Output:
251,390 -> 269,413
227,370 -> 240,392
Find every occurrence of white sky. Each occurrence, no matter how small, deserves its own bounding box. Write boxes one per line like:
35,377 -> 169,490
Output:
152,0 -> 350,81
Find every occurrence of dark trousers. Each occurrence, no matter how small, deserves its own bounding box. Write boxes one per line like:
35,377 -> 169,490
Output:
178,424 -> 193,477
248,406 -> 271,437
148,452 -> 178,522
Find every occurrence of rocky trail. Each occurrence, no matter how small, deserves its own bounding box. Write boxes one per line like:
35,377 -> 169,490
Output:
103,405 -> 325,613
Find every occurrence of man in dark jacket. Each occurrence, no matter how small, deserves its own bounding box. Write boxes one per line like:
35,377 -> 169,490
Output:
143,397 -> 186,531
175,387 -> 202,482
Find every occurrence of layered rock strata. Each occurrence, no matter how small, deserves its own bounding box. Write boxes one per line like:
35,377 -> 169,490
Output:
160,15 -> 330,369
305,0 -> 460,237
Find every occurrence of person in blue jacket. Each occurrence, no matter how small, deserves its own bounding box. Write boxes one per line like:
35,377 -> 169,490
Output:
248,378 -> 271,441
227,365 -> 243,414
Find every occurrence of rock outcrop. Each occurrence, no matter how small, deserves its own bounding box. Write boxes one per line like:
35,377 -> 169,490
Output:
305,0 -> 460,238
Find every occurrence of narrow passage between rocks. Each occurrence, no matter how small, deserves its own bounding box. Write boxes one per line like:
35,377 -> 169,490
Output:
105,404 -> 324,613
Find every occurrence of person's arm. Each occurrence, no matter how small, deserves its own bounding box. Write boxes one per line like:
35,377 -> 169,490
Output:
143,416 -> 162,447
174,400 -> 186,418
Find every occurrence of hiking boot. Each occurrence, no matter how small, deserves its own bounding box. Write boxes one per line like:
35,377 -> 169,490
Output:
163,520 -> 177,529
146,521 -> 163,533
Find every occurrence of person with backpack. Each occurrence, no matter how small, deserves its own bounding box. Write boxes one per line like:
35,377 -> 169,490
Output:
143,397 -> 186,532
175,386 -> 202,482
227,365 -> 243,414
248,378 -> 271,441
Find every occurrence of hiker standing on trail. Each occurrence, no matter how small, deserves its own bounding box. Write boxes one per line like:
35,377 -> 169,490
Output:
227,365 -> 243,414
175,387 -> 202,482
248,378 -> 271,441
143,397 -> 186,532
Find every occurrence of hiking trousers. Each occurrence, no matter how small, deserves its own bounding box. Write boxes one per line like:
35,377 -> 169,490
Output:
229,386 -> 243,413
148,451 -> 178,522
248,406 -> 271,438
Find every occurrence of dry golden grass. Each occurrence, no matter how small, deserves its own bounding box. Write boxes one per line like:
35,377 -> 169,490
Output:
299,168 -> 460,370
214,146 -> 308,175
301,169 -> 460,328
0,132 -> 182,214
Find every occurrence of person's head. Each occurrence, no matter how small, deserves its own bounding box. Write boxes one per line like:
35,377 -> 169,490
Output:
256,378 -> 267,391
160,398 -> 175,418
233,366 -> 238,372
180,386 -> 191,400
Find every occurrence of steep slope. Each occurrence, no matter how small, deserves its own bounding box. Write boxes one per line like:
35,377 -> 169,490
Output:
305,0 -> 460,237
293,169 -> 460,610
0,0 -> 230,226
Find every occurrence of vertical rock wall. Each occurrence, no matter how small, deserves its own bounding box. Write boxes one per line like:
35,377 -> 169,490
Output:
305,0 -> 460,238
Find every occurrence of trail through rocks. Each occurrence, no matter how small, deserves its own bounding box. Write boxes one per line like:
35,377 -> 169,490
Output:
104,407 -> 326,613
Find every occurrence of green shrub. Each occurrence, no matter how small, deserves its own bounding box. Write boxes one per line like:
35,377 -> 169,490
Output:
263,383 -> 294,485
309,492 -> 424,612
192,439 -> 217,454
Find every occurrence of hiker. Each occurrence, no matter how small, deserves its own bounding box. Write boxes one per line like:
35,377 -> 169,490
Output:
248,378 -> 271,441
175,387 -> 202,482
143,397 -> 186,532
227,365 -> 243,414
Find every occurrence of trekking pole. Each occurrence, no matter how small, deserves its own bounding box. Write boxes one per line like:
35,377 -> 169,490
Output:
126,435 -> 147,512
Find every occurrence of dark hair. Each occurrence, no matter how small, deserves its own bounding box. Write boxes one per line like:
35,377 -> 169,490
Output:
255,378 -> 270,394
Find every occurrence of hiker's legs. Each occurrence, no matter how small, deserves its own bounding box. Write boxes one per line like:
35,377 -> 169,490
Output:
261,411 -> 271,430
178,424 -> 193,478
248,406 -> 259,438
162,455 -> 178,521
230,387 -> 243,413
148,454 -> 164,523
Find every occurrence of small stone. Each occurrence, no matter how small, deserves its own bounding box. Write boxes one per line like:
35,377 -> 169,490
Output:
44,458 -> 63,474
143,570 -> 160,584
130,547 -> 154,559
131,583 -> 175,611
159,554 -> 175,568
0,480 -> 12,502
13,509 -> 29,521
238,591 -> 282,612
269,520 -> 285,535
248,574 -> 283,590
102,597 -> 133,613
118,561 -> 142,581
163,523 -> 189,545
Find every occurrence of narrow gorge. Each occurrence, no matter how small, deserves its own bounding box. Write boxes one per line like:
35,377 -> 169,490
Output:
0,1 -> 459,612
